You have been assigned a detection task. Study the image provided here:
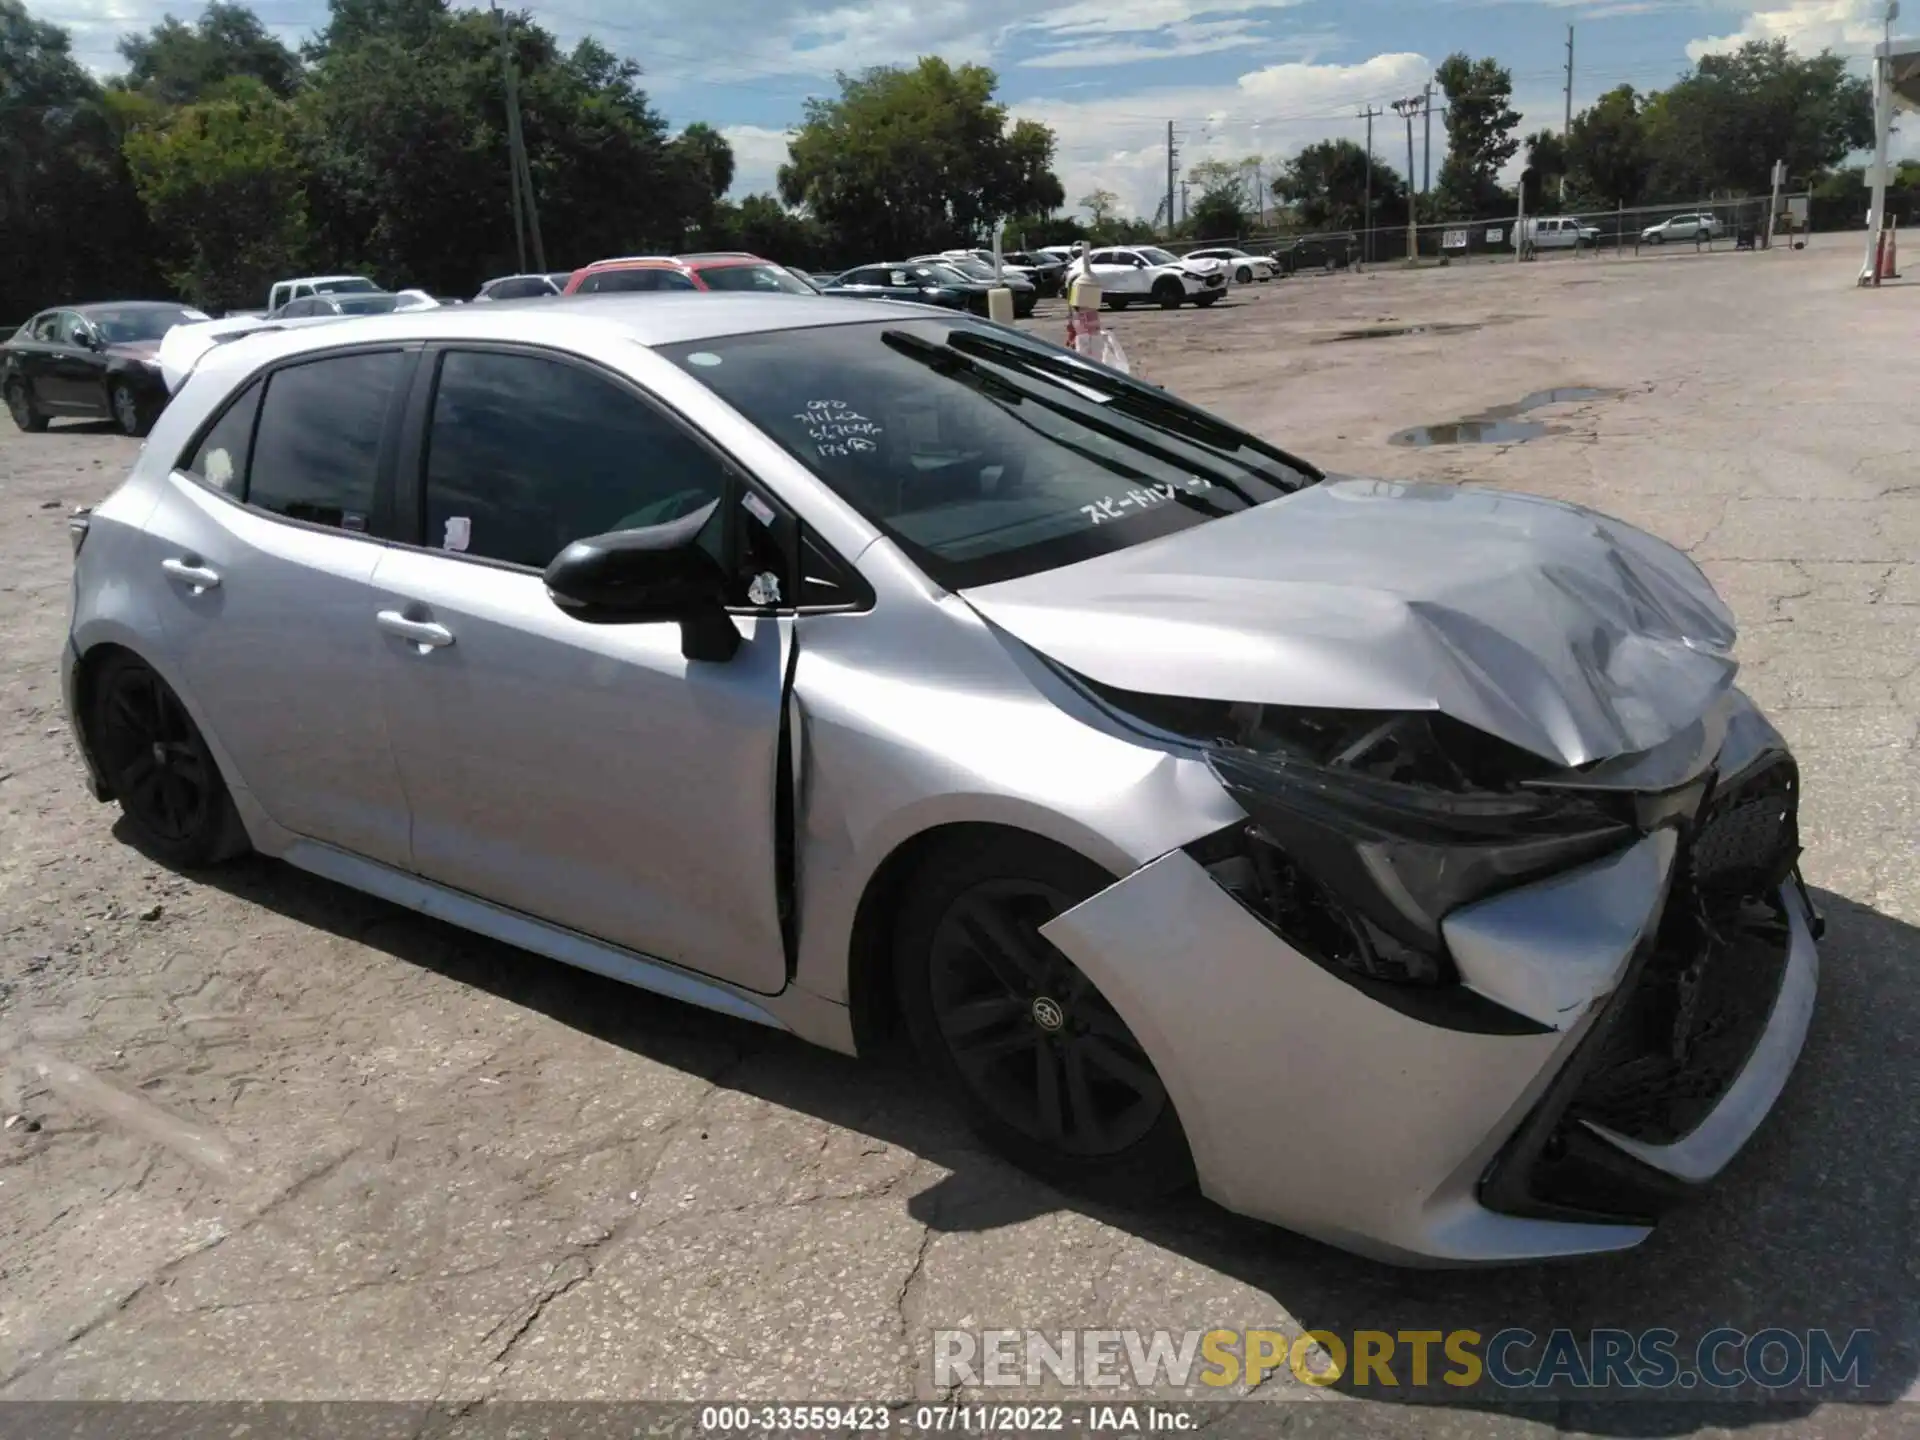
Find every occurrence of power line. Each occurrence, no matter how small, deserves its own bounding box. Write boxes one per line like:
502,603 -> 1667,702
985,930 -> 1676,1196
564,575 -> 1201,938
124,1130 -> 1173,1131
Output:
1359,103 -> 1383,263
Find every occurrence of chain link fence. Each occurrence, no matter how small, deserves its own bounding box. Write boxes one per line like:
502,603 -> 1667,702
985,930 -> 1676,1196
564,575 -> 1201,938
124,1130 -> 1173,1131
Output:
1167,193 -> 1831,271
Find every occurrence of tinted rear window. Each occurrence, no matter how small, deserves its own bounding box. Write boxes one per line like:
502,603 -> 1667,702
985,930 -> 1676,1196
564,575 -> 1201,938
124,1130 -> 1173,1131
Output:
247,351 -> 404,533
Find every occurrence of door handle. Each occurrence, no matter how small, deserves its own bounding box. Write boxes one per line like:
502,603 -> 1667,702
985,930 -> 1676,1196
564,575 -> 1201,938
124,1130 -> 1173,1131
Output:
376,609 -> 454,649
161,557 -> 221,592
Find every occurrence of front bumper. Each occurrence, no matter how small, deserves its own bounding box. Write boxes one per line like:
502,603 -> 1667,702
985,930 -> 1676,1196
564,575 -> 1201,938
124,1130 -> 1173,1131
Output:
1040,718 -> 1816,1265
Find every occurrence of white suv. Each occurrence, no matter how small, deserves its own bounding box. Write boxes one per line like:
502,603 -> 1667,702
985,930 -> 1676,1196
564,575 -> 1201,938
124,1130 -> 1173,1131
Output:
1066,247 -> 1227,309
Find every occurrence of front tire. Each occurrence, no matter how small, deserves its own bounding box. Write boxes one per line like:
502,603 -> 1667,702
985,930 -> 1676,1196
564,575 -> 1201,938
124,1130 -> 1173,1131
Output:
1152,279 -> 1184,309
895,833 -> 1192,1201
86,652 -> 247,869
109,379 -> 151,437
6,379 -> 48,433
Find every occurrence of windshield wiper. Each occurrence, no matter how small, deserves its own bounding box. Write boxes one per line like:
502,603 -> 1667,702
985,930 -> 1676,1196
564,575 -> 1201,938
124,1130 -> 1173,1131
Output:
945,328 -> 1319,486
880,328 -> 1257,507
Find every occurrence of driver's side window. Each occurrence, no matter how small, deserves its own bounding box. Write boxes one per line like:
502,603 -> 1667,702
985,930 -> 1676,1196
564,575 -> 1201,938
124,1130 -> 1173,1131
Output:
55,313 -> 91,347
29,313 -> 61,342
419,349 -> 731,575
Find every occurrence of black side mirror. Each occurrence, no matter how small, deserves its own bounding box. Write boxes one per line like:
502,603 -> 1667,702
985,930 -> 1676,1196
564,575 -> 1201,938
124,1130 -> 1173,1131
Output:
543,500 -> 740,662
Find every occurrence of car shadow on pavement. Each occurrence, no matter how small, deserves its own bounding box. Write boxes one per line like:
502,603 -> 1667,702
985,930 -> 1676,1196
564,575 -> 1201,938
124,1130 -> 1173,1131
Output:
166,842 -> 1918,1426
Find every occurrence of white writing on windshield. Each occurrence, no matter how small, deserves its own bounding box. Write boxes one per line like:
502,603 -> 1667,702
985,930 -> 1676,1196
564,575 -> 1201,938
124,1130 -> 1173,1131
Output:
1080,476 -> 1213,524
796,398 -> 884,457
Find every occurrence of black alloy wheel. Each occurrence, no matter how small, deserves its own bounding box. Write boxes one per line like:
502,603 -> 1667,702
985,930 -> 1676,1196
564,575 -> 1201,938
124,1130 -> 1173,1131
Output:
896,835 -> 1191,1198
87,652 -> 243,867
6,380 -> 47,433
110,379 -> 148,437
1152,278 -> 1184,309
1236,265 -> 1253,284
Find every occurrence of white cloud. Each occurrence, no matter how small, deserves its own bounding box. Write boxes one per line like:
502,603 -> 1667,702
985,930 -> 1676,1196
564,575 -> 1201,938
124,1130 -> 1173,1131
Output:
1011,53 -> 1436,219
1686,0 -> 1892,58
1020,19 -> 1271,69
721,124 -> 799,199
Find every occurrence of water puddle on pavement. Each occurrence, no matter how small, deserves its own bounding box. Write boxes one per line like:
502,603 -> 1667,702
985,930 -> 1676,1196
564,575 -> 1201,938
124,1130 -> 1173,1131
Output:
1390,386 -> 1617,447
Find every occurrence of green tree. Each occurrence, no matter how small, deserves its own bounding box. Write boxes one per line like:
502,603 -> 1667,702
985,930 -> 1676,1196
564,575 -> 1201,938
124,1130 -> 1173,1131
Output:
1521,128 -> 1567,210
706,192 -> 828,267
672,120 -> 734,236
1642,40 -> 1870,199
1078,186 -> 1118,224
1433,53 -> 1521,217
122,78 -> 308,308
777,57 -> 1065,258
116,3 -> 302,105
298,9 -> 693,290
1565,84 -> 1651,208
1271,138 -> 1407,233
0,0 -> 163,318
1186,157 -> 1249,238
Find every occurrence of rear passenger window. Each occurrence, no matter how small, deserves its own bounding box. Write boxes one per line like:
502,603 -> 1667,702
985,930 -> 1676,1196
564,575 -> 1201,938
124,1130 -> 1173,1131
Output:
248,351 -> 402,532
183,380 -> 262,495
421,349 -> 727,570
579,269 -> 697,293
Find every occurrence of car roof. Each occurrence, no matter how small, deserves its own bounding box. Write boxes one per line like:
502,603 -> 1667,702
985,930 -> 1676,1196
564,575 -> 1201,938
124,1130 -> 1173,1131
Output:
185,293 -> 922,378
74,300 -> 194,314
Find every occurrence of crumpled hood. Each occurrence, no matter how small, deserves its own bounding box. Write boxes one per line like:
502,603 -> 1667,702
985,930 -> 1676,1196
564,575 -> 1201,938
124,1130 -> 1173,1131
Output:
960,477 -> 1738,769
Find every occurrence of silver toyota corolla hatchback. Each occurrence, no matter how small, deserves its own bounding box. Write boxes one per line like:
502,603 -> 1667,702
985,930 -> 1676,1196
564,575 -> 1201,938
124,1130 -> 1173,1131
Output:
62,294 -> 1818,1264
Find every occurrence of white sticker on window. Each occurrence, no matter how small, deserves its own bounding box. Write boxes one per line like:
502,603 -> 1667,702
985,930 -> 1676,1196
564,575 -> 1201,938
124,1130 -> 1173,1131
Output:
204,448 -> 234,490
686,352 -> 722,367
741,492 -> 775,527
443,515 -> 471,552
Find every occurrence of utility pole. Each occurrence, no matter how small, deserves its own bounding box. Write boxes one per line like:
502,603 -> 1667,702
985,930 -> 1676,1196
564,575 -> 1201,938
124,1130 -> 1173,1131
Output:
1165,121 -> 1179,241
494,3 -> 544,272
1394,95 -> 1420,261
1562,25 -> 1575,204
1421,82 -> 1433,196
1179,177 -> 1190,229
1360,103 -> 1383,264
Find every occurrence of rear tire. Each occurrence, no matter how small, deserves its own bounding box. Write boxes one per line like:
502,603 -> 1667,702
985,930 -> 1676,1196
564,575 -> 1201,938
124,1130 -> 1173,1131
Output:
109,379 -> 150,437
1107,296 -> 1131,311
895,833 -> 1192,1201
86,651 -> 248,869
1153,279 -> 1184,309
6,379 -> 47,433
1235,266 -> 1253,284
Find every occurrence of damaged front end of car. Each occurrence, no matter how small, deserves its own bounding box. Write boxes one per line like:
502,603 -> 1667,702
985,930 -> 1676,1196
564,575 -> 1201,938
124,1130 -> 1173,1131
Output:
1084,679 -> 1818,1236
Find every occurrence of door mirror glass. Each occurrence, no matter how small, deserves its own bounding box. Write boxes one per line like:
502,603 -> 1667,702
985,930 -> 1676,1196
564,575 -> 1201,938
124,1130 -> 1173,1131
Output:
543,500 -> 740,662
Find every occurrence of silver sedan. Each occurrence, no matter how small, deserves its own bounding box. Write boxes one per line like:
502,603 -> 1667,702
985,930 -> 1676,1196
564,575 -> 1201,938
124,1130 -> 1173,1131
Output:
60,294 -> 1818,1264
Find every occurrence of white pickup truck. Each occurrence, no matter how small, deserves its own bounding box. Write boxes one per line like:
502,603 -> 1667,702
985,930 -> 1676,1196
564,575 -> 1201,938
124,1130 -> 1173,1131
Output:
265,274 -> 381,312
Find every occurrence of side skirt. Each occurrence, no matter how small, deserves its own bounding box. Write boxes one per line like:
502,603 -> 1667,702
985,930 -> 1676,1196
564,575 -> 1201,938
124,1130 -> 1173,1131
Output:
280,839 -> 792,1032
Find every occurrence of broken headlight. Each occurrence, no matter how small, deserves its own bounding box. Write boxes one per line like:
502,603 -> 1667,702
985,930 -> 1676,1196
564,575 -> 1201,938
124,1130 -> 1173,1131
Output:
1083,684 -> 1636,990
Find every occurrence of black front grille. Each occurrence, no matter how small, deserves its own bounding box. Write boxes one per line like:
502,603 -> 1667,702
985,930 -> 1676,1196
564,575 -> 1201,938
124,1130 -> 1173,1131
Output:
1480,755 -> 1803,1223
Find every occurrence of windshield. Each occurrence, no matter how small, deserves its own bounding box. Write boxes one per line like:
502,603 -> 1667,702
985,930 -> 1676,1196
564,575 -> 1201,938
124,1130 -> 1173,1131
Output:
315,277 -> 380,295
335,295 -> 401,314
941,256 -> 995,280
1139,248 -> 1180,266
915,263 -> 972,285
661,318 -> 1315,588
699,263 -> 818,295
88,306 -> 203,343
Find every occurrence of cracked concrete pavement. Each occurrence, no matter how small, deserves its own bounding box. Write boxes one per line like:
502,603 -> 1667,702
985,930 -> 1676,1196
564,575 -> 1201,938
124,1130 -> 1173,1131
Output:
1,237 -> 1915,1429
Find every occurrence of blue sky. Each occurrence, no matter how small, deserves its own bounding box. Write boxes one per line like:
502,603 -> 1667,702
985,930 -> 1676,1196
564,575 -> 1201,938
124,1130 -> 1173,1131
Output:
44,0 -> 1907,215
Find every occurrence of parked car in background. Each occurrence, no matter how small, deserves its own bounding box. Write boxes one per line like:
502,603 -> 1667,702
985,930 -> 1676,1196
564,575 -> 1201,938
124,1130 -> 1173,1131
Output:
1184,247 -> 1277,284
1275,235 -> 1357,274
809,272 -> 844,288
268,292 -> 432,320
474,272 -> 574,301
933,248 -> 1052,296
3,300 -> 208,436
824,261 -> 991,313
563,253 -> 819,295
64,293 -> 1817,1265
1065,247 -> 1226,309
1003,250 -> 1068,295
909,254 -> 1037,316
1641,213 -> 1721,244
265,274 -> 380,313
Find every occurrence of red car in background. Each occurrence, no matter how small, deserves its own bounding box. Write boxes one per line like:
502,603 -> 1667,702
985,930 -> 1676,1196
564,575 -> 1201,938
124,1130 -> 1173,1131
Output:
561,253 -> 820,295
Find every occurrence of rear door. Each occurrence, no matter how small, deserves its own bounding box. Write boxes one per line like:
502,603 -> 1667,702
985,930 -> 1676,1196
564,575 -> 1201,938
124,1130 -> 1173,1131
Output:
368,344 -> 793,993
7,313 -> 61,408
146,347 -> 417,868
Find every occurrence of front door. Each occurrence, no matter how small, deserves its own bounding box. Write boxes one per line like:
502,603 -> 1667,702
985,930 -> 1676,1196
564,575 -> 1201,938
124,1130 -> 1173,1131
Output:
370,345 -> 791,994
146,348 -> 417,868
